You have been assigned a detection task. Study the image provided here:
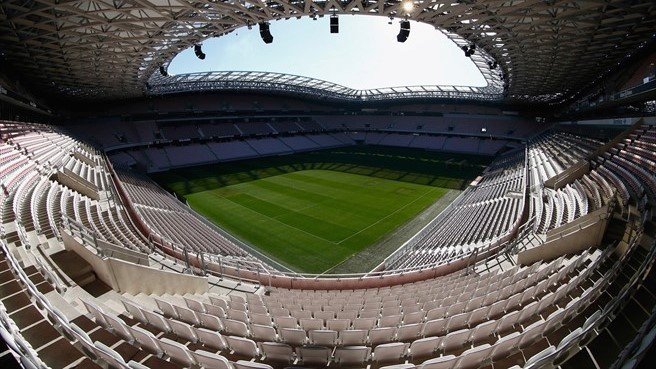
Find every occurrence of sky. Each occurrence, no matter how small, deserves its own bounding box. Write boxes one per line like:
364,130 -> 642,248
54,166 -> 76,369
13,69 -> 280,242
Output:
169,15 -> 486,90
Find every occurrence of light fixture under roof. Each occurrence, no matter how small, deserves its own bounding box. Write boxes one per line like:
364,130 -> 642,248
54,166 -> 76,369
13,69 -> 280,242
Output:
402,1 -> 414,13
194,44 -> 206,60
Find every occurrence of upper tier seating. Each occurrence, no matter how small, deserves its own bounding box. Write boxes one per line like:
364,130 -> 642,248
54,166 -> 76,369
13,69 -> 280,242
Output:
590,123 -> 656,205
161,124 -> 202,140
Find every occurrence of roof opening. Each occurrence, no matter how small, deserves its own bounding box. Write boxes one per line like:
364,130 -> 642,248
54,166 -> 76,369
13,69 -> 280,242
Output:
168,15 -> 486,90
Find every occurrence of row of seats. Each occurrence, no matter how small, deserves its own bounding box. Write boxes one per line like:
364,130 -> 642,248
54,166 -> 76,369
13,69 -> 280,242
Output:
111,132 -> 355,172
70,113 -> 538,151
533,184 -> 588,234
98,238 -> 631,369
526,133 -> 608,234
95,246 -> 600,366
114,169 -> 260,263
0,120 -> 654,369
527,132 -> 601,187
387,152 -> 526,270
591,123 -> 656,205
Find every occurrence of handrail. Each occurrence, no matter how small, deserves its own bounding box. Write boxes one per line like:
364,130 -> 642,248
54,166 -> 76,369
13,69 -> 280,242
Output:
93,122 -> 532,288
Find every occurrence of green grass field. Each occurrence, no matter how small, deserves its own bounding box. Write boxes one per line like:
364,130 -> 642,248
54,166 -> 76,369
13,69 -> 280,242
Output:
153,146 -> 491,273
185,170 -> 446,273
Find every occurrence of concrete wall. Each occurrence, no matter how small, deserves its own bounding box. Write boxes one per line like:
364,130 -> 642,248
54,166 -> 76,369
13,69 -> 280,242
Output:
61,231 -> 118,289
73,151 -> 96,167
61,230 -> 207,295
108,258 -> 207,295
55,170 -> 99,200
518,205 -> 611,265
543,161 -> 590,190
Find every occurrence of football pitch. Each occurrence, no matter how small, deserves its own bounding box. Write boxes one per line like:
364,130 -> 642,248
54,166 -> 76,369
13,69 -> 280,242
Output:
185,170 -> 446,273
153,146 -> 491,273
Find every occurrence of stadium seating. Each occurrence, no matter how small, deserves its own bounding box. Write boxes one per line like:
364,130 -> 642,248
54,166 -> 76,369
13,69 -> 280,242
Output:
1,119 -> 655,369
528,132 -> 601,188
386,151 -> 526,270
116,170 -> 263,261
72,113 -> 540,174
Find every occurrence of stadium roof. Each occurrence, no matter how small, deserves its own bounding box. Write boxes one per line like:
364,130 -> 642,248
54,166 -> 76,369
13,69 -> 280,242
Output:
1,0 -> 654,102
147,70 -> 503,102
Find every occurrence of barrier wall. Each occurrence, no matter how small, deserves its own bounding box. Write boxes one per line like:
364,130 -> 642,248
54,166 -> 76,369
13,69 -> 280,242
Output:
55,169 -> 99,200
206,253 -> 471,290
62,230 -> 208,295
104,147 -> 528,290
108,258 -> 208,295
518,204 -> 612,265
543,161 -> 590,190
73,151 -> 96,166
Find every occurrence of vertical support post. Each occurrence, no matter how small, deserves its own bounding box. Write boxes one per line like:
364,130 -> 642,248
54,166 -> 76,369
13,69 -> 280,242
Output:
183,246 -> 190,272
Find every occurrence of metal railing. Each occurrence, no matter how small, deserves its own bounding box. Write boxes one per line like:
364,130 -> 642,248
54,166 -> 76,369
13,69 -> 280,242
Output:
96,128 -> 536,287
150,174 -> 526,285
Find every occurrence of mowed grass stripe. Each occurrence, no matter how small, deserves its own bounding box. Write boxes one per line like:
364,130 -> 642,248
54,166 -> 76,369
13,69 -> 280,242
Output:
266,172 -> 432,232
187,195 -> 344,272
257,176 -> 380,216
256,176 -> 388,226
214,179 -> 326,214
217,195 -> 340,243
208,176 -> 375,231
269,172 -> 420,215
186,170 -> 446,273
336,186 -> 439,244
220,193 -> 355,242
334,186 -> 447,251
287,170 -> 422,204
217,172 -> 398,239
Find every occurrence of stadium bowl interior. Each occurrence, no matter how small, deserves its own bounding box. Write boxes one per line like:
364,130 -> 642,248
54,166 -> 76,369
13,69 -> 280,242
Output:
1,1 -> 656,369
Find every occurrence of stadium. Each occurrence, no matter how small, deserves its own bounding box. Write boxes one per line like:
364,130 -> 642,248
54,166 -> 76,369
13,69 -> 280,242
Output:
1,1 -> 656,369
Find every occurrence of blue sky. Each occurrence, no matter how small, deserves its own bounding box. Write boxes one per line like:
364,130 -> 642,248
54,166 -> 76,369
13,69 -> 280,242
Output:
169,15 -> 485,90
